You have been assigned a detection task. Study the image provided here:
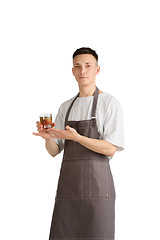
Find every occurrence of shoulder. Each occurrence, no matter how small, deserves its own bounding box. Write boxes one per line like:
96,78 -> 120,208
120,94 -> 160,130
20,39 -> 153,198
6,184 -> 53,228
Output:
98,92 -> 123,110
58,95 -> 77,116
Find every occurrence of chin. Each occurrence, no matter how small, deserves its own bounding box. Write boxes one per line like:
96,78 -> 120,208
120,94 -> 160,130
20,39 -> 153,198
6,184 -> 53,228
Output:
79,81 -> 95,87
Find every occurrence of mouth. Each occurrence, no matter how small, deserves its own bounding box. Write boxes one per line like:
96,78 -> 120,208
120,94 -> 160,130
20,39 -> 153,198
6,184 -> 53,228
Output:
79,76 -> 88,79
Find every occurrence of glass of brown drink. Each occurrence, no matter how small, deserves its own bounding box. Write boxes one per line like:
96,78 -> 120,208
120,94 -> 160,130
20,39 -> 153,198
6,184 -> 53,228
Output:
39,113 -> 52,129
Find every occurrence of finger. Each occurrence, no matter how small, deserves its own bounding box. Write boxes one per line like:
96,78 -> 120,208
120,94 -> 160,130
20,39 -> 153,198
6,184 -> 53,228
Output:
65,125 -> 73,132
36,124 -> 42,131
46,129 -> 63,139
36,122 -> 43,127
45,130 -> 54,136
32,132 -> 40,136
37,126 -> 41,133
46,128 -> 62,135
47,132 -> 56,138
37,124 -> 43,131
40,124 -> 43,130
51,122 -> 56,127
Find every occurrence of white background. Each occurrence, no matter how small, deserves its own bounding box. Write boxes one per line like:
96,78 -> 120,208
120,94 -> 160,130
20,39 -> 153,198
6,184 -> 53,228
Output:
0,0 -> 160,239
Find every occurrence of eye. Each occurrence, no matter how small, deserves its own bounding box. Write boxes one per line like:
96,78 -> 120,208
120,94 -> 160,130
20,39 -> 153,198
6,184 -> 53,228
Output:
75,66 -> 79,68
87,65 -> 91,68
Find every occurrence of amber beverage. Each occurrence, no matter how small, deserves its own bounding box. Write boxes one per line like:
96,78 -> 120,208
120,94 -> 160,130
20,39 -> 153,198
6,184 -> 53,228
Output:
39,113 -> 52,129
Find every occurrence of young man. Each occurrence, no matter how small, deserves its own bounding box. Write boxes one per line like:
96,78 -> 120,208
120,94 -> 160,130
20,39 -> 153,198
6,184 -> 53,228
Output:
33,47 -> 124,240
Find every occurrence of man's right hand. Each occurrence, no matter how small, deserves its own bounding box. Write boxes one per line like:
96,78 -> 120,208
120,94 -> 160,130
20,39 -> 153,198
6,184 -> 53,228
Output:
32,121 -> 56,140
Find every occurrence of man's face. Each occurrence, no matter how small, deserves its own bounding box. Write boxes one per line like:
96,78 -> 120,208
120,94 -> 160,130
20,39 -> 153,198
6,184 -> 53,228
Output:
72,54 -> 100,87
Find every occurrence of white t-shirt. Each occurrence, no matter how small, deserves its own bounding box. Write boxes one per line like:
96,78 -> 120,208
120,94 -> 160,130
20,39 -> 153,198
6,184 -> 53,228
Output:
53,92 -> 125,153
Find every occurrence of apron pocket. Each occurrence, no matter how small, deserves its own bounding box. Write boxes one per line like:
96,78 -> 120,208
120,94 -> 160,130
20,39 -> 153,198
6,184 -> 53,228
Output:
56,160 -> 110,199
91,161 -> 109,198
99,162 -> 109,198
57,163 -> 81,197
82,160 -> 109,198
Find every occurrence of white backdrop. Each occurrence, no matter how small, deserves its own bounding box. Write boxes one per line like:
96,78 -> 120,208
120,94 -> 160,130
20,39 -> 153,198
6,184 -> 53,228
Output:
1,1 -> 160,239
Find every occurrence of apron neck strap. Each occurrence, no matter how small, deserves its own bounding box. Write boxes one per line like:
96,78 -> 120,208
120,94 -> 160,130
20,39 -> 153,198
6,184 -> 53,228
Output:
91,86 -> 99,119
65,86 -> 99,127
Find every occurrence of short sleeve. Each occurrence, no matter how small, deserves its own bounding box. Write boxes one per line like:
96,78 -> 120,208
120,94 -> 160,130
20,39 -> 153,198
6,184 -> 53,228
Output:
53,106 -> 65,153
102,99 -> 125,152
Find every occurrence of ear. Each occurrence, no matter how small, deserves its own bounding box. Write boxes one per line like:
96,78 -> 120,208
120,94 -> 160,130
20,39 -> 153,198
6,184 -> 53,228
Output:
72,68 -> 75,76
95,66 -> 100,75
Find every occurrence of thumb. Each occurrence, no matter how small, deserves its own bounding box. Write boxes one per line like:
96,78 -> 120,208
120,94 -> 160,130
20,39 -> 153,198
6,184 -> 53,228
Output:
65,125 -> 74,132
65,125 -> 71,130
66,125 -> 76,134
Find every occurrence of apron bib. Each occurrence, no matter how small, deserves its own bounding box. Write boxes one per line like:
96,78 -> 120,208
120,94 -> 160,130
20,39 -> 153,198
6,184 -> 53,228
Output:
49,87 -> 115,240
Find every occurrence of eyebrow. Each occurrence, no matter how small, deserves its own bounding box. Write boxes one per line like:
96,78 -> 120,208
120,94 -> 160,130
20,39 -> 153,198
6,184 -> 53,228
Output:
74,62 -> 93,65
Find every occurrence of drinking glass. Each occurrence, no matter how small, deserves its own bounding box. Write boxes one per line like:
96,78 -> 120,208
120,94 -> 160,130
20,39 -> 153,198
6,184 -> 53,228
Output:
39,113 -> 52,129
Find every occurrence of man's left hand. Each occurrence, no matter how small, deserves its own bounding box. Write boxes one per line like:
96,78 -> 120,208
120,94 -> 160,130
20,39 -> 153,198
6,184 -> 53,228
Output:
46,126 -> 81,142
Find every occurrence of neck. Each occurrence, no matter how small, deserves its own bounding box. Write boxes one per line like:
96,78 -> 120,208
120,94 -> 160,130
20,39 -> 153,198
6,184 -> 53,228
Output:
78,84 -> 96,98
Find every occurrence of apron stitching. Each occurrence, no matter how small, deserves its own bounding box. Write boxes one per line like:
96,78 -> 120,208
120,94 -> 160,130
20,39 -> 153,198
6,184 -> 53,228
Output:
56,197 -> 110,200
99,161 -> 100,197
107,164 -> 109,198
63,157 -> 109,161
51,238 -> 113,240
62,162 -> 109,166
81,161 -> 83,198
90,160 -> 91,197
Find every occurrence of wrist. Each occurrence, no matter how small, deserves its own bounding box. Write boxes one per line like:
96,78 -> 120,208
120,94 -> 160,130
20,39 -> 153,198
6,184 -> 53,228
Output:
45,135 -> 53,141
75,134 -> 83,143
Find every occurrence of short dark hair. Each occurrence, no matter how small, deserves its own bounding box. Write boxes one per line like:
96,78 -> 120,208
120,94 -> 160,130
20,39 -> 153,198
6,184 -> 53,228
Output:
73,47 -> 98,62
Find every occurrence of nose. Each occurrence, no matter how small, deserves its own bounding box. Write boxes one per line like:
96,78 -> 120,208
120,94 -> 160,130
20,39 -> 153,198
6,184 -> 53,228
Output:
81,66 -> 86,75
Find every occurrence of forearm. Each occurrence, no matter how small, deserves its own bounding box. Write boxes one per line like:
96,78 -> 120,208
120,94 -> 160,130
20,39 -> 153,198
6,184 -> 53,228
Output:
77,135 -> 117,157
45,138 -> 60,157
46,126 -> 117,157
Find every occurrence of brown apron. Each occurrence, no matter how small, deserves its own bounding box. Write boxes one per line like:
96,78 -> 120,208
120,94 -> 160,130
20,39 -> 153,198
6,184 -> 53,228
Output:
49,87 -> 115,240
